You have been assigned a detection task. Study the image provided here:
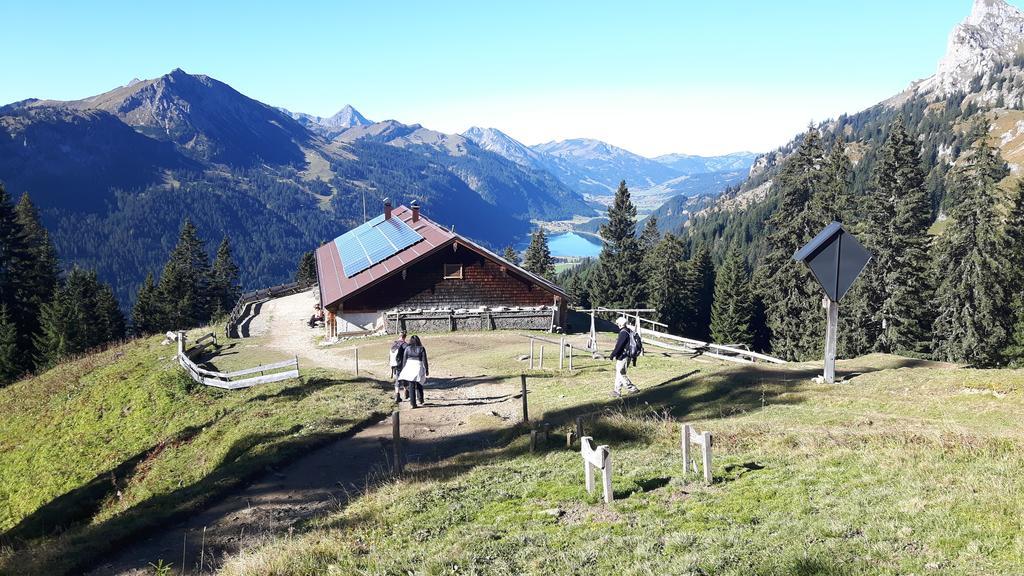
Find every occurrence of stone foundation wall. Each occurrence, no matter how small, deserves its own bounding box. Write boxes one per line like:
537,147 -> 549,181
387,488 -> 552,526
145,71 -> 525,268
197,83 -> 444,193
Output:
385,309 -> 554,334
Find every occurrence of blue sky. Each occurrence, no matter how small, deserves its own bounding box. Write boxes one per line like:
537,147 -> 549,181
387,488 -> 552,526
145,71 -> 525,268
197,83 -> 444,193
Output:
0,1 -> 1003,156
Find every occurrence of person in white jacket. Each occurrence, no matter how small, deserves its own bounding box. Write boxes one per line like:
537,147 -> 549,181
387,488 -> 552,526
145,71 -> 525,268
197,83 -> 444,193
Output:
397,335 -> 429,408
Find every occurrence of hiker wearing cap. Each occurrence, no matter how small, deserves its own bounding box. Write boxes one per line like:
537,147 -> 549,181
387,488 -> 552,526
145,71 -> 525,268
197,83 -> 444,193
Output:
389,331 -> 409,403
609,317 -> 641,397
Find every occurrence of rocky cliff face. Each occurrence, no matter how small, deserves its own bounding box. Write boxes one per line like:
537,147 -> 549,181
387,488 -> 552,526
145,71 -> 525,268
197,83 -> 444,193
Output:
915,0 -> 1024,96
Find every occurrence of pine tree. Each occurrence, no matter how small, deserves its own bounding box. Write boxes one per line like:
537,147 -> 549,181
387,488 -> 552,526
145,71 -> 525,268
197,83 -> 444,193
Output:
757,127 -> 829,360
639,216 -> 661,253
932,136 -> 1012,366
14,193 -> 59,365
0,185 -> 32,372
132,272 -> 163,335
710,247 -> 753,345
691,246 -> 716,340
590,181 -> 644,307
523,229 -> 555,279
0,305 -> 19,385
156,220 -> 212,329
645,234 -> 697,335
209,236 -> 241,318
502,246 -> 521,266
295,251 -> 318,285
35,268 -> 125,367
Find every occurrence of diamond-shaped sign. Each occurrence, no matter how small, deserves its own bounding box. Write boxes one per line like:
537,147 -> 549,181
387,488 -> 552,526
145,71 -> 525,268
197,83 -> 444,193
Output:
793,222 -> 871,302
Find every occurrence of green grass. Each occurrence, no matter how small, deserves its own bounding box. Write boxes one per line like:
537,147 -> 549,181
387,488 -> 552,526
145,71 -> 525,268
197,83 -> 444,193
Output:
0,328 -> 392,575
218,347 -> 1024,575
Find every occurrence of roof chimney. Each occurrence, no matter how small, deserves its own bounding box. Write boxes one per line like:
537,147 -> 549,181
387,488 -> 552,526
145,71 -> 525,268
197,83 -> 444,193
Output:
411,200 -> 420,223
384,197 -> 392,220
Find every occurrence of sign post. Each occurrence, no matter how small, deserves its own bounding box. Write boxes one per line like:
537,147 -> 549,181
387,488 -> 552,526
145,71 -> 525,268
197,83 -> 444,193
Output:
793,222 -> 871,384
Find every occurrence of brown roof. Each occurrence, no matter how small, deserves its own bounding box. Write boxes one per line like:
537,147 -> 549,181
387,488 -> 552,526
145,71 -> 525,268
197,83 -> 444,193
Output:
316,205 -> 568,310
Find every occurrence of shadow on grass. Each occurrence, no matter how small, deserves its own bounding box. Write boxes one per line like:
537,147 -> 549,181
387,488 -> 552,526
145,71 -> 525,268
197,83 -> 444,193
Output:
0,374 -> 389,576
614,476 -> 671,500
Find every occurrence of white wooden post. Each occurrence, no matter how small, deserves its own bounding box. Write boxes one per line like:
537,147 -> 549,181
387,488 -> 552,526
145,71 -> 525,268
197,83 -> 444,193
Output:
681,423 -> 713,484
530,339 -> 535,370
539,345 -> 544,370
581,436 -> 613,504
824,297 -> 838,384
559,336 -> 565,370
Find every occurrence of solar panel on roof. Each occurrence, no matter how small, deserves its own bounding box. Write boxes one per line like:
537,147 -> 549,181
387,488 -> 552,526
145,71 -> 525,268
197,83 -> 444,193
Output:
335,215 -> 423,278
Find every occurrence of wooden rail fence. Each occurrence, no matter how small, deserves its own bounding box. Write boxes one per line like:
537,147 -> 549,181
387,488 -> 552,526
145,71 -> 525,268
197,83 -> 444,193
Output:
177,331 -> 300,390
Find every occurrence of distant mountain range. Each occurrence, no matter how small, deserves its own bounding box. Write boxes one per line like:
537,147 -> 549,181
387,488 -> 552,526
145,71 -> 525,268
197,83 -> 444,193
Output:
0,69 -> 752,307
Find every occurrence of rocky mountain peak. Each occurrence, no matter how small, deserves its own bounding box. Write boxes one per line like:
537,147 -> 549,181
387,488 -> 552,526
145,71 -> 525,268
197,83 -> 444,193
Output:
917,0 -> 1024,95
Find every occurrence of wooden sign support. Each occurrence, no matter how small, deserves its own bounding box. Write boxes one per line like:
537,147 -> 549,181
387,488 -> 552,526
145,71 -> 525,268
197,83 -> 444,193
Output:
824,297 -> 838,384
581,436 -> 613,504
681,424 -> 713,484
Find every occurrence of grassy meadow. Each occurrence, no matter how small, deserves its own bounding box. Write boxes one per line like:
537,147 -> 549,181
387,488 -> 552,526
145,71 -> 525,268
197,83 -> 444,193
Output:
0,328 -> 392,575
217,341 -> 1024,575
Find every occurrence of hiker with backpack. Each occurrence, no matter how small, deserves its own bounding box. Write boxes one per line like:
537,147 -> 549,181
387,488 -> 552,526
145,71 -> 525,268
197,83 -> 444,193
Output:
397,335 -> 429,408
389,331 -> 408,403
609,316 -> 642,397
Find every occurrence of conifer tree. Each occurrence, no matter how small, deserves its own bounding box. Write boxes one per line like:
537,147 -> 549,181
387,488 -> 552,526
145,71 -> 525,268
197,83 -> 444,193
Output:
757,127 -> 829,360
1001,180 -> 1024,363
646,234 -> 697,335
590,181 -> 643,307
932,137 -> 1012,366
639,216 -> 661,254
0,305 -> 19,385
156,220 -> 212,329
691,246 -> 716,340
295,251 -> 318,285
502,246 -> 521,266
523,229 -> 555,279
35,268 -> 125,367
0,185 -> 31,371
209,236 -> 241,317
14,193 -> 59,363
132,272 -> 163,336
711,247 -> 753,345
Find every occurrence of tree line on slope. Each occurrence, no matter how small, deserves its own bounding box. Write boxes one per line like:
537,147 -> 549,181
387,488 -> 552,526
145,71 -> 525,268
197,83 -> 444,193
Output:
553,116 -> 1024,369
0,182 -> 244,386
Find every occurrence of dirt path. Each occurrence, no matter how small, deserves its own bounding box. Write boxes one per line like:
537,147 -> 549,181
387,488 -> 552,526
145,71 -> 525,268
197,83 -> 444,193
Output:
88,291 -> 518,575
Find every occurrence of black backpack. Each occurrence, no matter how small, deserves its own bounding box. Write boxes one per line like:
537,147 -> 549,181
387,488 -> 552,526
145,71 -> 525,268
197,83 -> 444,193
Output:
627,330 -> 643,361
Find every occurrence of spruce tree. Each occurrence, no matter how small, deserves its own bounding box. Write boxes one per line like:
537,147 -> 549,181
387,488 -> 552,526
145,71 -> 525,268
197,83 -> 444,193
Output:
710,247 -> 753,345
932,137 -> 1012,366
691,246 -> 716,340
156,220 -> 212,329
0,185 -> 32,371
590,181 -> 643,307
645,234 -> 697,335
209,236 -> 241,317
35,268 -> 123,366
523,229 -> 555,279
757,127 -> 829,360
0,305 -> 19,385
502,246 -> 521,266
295,251 -> 318,285
14,193 -> 59,365
639,216 -> 661,254
132,272 -> 163,336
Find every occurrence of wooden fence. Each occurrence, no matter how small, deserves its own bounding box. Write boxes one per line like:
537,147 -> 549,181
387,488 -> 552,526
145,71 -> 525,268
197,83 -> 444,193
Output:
638,326 -> 785,365
177,331 -> 300,390
225,280 -> 313,338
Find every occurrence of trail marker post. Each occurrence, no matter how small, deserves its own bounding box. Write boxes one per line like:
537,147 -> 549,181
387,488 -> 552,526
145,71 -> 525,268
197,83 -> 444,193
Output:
793,222 -> 871,384
520,374 -> 529,423
681,423 -> 713,484
392,411 -> 402,475
581,436 -> 613,504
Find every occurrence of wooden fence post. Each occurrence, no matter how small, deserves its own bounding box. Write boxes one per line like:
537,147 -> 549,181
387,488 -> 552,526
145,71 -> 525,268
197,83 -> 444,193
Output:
530,428 -> 538,453
559,337 -> 565,370
576,416 -> 583,445
568,344 -> 573,370
681,423 -> 713,484
702,432 -> 713,485
581,437 -> 613,504
539,345 -> 544,369
681,423 -> 691,474
520,374 -> 529,423
530,339 -> 534,370
392,411 -> 402,475
355,347 -> 360,376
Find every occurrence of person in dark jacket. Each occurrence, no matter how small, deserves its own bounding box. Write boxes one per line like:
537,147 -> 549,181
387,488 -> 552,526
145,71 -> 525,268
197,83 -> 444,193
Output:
389,331 -> 408,402
609,317 -> 640,397
397,335 -> 428,408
